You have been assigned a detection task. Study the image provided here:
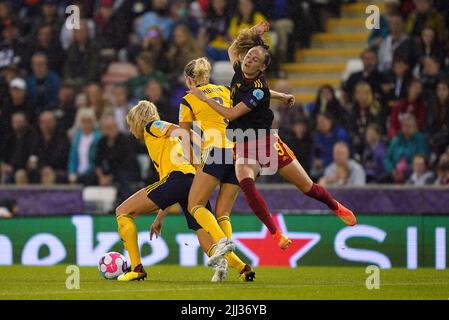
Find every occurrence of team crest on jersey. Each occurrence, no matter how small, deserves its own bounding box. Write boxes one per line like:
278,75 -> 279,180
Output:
153,120 -> 168,131
253,89 -> 264,100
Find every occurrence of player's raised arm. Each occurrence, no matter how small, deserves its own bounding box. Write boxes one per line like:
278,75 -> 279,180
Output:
228,21 -> 270,65
270,90 -> 295,108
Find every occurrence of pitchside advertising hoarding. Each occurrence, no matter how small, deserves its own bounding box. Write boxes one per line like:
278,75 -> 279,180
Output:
0,214 -> 447,269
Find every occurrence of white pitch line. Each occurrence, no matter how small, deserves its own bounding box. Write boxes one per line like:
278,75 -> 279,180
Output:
0,282 -> 448,297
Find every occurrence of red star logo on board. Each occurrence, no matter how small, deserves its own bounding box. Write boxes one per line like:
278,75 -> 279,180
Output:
233,214 -> 320,267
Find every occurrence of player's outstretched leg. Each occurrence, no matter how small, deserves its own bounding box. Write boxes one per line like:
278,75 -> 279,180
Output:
236,162 -> 292,250
115,189 -> 158,281
188,172 -> 236,265
278,160 -> 357,226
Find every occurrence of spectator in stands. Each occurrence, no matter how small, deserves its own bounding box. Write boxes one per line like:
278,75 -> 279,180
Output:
84,82 -> 111,121
383,114 -> 430,183
426,77 -> 449,156
64,20 -> 100,87
54,83 -> 77,133
0,112 -> 36,184
110,85 -> 132,134
257,0 -> 295,63
0,18 -> 27,70
0,1 -> 13,31
407,154 -> 435,185
28,24 -> 64,75
26,52 -> 60,112
228,0 -> 271,48
144,79 -> 177,123
342,48 -> 383,104
202,0 -> 232,61
361,124 -> 387,183
1,78 -> 34,133
420,55 -> 443,98
381,54 -> 413,109
319,142 -> 366,187
95,115 -> 140,201
68,108 -> 102,185
389,78 -> 427,138
166,24 -> 204,82
308,84 -> 348,129
310,112 -> 351,180
368,0 -> 401,48
127,51 -> 169,102
406,0 -> 448,43
377,13 -> 417,72
136,0 -> 174,41
435,158 -> 449,185
280,117 -> 313,172
128,25 -> 169,71
31,0 -> 63,33
271,79 -> 306,129
27,111 -> 70,184
349,81 -> 385,158
94,0 -> 129,52
415,26 -> 446,70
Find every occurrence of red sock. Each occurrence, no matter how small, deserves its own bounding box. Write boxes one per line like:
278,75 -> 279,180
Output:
239,177 -> 277,234
305,183 -> 338,210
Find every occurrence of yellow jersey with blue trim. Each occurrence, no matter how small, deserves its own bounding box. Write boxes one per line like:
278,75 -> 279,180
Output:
143,120 -> 196,180
179,83 -> 234,150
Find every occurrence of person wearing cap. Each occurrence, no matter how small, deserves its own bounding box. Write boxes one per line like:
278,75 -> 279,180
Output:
0,78 -> 35,135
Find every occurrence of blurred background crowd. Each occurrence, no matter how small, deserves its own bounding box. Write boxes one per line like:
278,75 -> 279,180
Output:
0,0 -> 449,202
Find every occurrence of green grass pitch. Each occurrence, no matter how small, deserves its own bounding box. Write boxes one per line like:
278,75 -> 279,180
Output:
1,265 -> 448,299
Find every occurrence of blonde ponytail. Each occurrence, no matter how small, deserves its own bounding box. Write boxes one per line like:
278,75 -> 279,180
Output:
184,57 -> 211,86
126,100 -> 160,139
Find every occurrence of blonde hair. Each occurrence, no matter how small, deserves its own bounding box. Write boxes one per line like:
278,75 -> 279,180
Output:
355,81 -> 381,116
126,100 -> 160,139
75,107 -> 97,127
184,57 -> 211,86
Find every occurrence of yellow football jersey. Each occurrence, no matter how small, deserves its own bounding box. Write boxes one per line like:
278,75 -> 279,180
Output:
179,83 -> 234,150
143,120 -> 195,180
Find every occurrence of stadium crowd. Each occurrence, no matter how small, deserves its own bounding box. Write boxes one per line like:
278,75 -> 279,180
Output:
0,0 -> 449,197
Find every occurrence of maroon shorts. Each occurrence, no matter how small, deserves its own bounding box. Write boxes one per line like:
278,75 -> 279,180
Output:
233,133 -> 296,170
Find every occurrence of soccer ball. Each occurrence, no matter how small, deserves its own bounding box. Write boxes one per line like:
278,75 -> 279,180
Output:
98,252 -> 128,280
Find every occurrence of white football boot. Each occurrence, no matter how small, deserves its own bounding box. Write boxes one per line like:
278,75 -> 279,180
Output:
211,258 -> 228,282
207,237 -> 235,267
